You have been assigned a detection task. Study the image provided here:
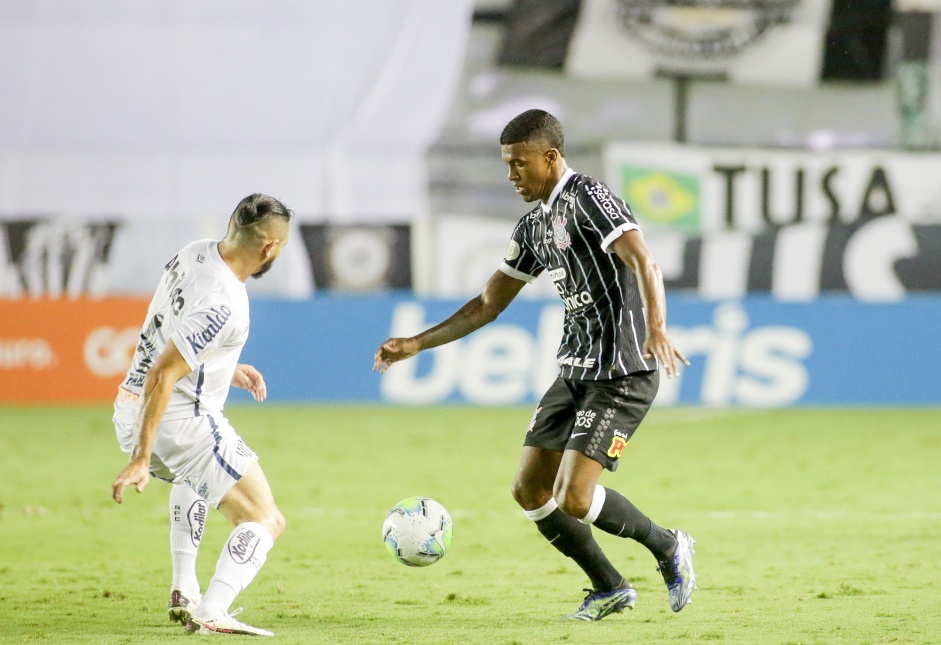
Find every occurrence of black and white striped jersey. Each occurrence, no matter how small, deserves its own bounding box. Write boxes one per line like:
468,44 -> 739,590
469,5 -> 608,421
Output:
499,169 -> 656,380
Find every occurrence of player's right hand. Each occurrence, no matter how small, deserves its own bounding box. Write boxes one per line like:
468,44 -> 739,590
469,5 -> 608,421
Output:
374,337 -> 420,374
112,456 -> 151,504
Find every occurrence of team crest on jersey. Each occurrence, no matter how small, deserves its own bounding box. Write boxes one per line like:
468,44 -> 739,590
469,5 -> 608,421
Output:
551,215 -> 571,251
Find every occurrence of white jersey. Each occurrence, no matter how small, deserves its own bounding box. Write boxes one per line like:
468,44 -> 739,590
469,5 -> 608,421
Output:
117,239 -> 249,422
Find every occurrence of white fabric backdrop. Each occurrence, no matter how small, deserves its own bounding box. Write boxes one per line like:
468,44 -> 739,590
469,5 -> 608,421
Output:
0,0 -> 472,297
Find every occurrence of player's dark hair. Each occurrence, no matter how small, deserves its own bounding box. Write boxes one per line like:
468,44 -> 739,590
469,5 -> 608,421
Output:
228,193 -> 293,244
231,193 -> 293,228
500,109 -> 565,157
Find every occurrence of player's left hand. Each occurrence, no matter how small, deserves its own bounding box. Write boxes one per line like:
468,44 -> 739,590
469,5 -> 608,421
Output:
643,330 -> 690,379
112,456 -> 151,504
232,363 -> 267,402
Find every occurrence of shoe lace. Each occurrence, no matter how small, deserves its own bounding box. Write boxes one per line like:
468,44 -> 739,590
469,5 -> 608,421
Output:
576,588 -> 598,609
656,559 -> 676,586
227,607 -> 244,619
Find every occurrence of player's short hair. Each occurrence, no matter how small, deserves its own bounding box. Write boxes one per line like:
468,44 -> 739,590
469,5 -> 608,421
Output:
229,194 -> 293,242
499,109 -> 565,157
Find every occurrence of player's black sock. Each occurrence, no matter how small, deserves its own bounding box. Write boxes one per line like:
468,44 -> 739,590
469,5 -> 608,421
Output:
535,508 -> 625,591
593,487 -> 677,561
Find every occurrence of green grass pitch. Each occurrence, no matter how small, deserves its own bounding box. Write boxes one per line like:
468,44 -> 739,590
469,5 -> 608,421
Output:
1,405 -> 939,644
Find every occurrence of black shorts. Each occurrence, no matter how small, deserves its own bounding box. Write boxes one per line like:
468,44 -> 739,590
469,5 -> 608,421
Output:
524,370 -> 660,472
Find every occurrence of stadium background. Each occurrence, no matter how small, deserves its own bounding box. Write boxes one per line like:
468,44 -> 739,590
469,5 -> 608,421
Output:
2,0 -> 939,406
2,3 -> 941,644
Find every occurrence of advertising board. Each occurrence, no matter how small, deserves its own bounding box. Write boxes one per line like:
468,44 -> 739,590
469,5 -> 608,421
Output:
3,296 -> 937,407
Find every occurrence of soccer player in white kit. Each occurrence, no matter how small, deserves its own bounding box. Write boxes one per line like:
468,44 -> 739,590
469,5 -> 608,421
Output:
111,194 -> 291,636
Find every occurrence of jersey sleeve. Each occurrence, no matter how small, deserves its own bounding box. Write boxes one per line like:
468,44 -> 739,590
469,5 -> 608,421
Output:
171,300 -> 238,370
576,178 -> 640,253
498,217 -> 544,283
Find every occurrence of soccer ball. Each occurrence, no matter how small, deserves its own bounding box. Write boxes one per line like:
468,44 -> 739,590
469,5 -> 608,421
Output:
382,497 -> 453,567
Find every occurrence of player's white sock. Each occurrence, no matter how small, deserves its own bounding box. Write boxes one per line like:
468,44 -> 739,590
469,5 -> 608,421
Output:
196,522 -> 274,620
169,485 -> 208,599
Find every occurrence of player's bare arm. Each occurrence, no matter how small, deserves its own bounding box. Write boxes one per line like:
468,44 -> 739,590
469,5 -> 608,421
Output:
232,363 -> 267,403
374,270 -> 526,374
111,340 -> 192,503
611,229 -> 690,378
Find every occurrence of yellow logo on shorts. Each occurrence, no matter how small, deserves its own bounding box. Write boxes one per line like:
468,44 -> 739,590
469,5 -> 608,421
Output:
607,436 -> 627,458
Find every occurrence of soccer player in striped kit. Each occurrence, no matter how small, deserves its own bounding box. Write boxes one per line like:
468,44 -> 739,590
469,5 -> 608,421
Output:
375,110 -> 696,621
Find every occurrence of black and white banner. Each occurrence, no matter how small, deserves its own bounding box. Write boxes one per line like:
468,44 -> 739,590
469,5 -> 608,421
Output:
425,212 -> 941,302
0,218 -> 119,298
648,217 -> 941,301
300,224 -> 412,291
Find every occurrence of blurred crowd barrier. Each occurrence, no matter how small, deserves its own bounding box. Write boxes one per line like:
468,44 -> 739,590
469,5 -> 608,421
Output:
2,295 -> 939,406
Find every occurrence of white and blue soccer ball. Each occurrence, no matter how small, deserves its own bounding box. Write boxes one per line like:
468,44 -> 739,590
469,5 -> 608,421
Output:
382,497 -> 453,567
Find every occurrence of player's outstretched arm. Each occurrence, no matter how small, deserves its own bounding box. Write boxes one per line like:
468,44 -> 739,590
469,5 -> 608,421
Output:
232,363 -> 267,402
374,270 -> 526,374
611,230 -> 690,378
112,340 -> 193,503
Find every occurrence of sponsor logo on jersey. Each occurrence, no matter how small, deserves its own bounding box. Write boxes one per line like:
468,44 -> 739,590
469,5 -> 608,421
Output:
548,267 -> 567,282
561,290 -> 594,312
185,305 -> 232,355
124,374 -> 145,387
117,387 -> 140,402
587,183 -> 625,222
552,214 -> 571,251
560,190 -> 576,206
559,354 -> 597,369
505,240 -> 521,261
228,528 -> 260,564
607,435 -> 627,459
574,409 -> 597,428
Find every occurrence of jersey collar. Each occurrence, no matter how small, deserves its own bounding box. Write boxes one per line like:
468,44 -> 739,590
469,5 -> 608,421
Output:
209,240 -> 245,286
540,168 -> 576,213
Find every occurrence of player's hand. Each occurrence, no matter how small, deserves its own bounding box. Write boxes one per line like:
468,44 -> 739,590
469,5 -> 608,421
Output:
232,363 -> 267,402
374,337 -> 420,374
112,456 -> 151,504
643,329 -> 690,379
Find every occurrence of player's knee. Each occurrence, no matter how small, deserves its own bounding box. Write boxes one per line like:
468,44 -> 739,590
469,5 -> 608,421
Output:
510,478 -> 549,510
554,485 -> 592,520
510,478 -> 528,507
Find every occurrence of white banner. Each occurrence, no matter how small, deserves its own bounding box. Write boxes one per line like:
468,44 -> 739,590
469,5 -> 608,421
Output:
0,0 -> 472,297
566,0 -> 832,86
424,214 -> 560,299
603,143 -> 941,233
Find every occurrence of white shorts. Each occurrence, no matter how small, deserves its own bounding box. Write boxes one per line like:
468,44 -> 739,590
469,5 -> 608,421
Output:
113,392 -> 259,508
